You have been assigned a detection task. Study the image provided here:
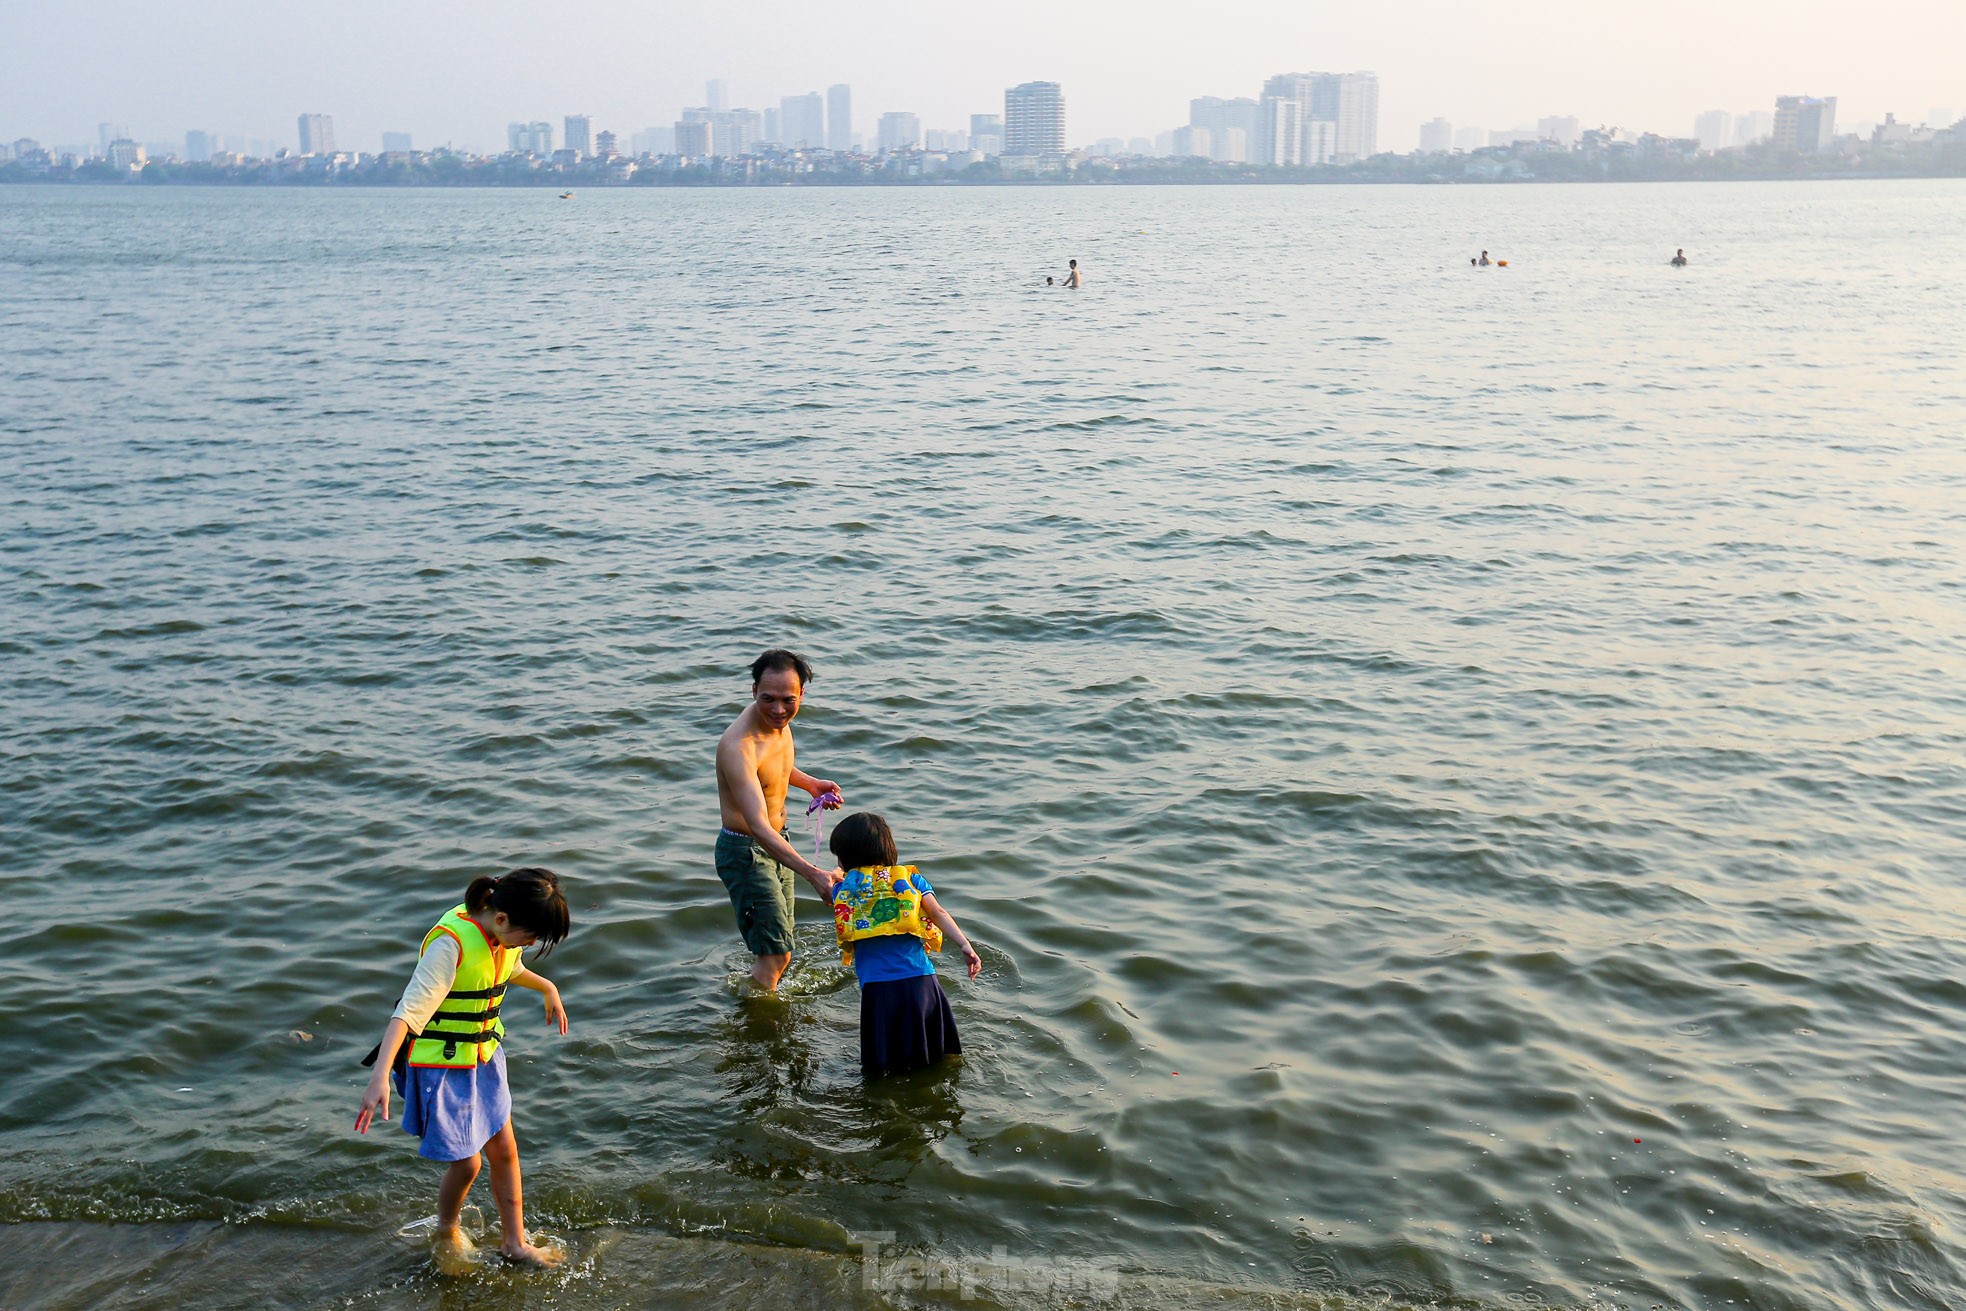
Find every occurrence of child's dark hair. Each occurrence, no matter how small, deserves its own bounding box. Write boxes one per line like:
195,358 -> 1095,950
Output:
465,867 -> 571,956
830,812 -> 898,870
751,648 -> 815,690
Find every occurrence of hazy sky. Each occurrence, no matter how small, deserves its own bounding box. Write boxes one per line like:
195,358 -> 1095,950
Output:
5,0 -> 1963,152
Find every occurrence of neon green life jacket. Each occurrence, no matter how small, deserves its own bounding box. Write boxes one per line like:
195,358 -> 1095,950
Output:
407,904 -> 521,1068
831,865 -> 943,967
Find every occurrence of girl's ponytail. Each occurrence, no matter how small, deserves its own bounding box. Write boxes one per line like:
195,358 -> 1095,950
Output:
463,867 -> 571,956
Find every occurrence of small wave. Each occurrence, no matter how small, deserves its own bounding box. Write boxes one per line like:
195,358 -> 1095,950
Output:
91,618 -> 205,640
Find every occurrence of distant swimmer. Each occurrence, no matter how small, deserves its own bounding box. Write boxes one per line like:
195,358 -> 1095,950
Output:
1062,259 -> 1083,289
1477,250 -> 1492,266
1670,248 -> 1689,267
1046,276 -> 1055,285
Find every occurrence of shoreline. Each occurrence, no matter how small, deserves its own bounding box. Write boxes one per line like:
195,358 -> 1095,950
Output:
6,169 -> 1966,190
0,1220 -> 1405,1310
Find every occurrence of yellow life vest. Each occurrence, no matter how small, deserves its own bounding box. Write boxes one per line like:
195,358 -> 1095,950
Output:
832,865 -> 942,967
407,905 -> 521,1068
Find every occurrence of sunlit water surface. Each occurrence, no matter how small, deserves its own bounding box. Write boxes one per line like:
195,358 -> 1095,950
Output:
3,181 -> 1966,1311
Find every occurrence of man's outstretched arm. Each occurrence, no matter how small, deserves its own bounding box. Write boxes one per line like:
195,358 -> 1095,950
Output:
719,740 -> 841,896
789,767 -> 843,805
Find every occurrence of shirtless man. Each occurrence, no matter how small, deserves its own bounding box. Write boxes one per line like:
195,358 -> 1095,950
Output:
1062,258 -> 1083,288
714,649 -> 845,991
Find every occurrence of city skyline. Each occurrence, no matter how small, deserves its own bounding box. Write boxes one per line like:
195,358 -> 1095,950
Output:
3,0 -> 1961,159
22,84 -> 1961,174
14,83 -> 1952,171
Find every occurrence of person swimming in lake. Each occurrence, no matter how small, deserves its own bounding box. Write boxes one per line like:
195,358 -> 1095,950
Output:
1671,249 -> 1689,266
829,811 -> 980,1077
1476,250 -> 1492,266
1061,259 -> 1082,288
355,867 -> 571,1271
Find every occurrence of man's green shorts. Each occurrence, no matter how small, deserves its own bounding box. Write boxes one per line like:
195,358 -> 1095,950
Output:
715,828 -> 797,957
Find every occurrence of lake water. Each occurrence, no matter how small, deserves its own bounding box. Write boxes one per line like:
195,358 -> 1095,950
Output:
3,180 -> 1965,1311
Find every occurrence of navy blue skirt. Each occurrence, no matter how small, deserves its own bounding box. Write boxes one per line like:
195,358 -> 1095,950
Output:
860,974 -> 962,1076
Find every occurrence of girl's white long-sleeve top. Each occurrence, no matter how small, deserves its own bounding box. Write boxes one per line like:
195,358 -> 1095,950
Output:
390,934 -> 461,1034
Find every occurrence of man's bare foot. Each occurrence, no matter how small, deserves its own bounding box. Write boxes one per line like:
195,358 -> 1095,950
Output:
431,1225 -> 478,1277
500,1234 -> 566,1268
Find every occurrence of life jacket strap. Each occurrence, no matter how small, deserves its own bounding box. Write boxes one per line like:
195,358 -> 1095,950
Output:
443,984 -> 507,1001
426,1030 -> 498,1061
426,1004 -> 502,1028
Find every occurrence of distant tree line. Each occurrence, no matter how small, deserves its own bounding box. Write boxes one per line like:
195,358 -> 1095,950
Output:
6,138 -> 1964,188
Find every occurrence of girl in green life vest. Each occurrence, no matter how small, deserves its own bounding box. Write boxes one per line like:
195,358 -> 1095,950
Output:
354,867 -> 571,1270
829,812 -> 981,1076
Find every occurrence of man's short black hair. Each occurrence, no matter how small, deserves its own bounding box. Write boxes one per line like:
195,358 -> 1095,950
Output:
751,648 -> 815,690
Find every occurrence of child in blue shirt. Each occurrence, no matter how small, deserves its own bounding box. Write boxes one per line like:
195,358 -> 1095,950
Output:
828,812 -> 980,1076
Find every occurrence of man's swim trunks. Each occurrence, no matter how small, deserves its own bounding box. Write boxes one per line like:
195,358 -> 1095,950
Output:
715,828 -> 796,956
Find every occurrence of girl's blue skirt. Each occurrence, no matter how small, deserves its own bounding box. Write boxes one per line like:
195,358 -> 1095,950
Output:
860,974 -> 962,1076
392,1046 -> 511,1161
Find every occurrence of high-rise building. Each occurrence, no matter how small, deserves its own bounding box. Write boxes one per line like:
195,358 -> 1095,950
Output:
1169,125 -> 1211,158
877,111 -> 921,153
508,121 -> 554,155
706,80 -> 729,112
1733,111 -> 1774,146
827,85 -> 853,151
1419,118 -> 1453,153
1773,95 -> 1836,153
781,92 -> 824,148
595,130 -> 618,158
1004,82 -> 1064,156
1694,110 -> 1731,152
297,113 -> 335,155
1257,92 -> 1302,165
1257,75 -> 1313,164
106,139 -> 146,170
723,109 -> 762,155
1332,73 -> 1378,161
970,113 -> 1003,156
565,115 -> 592,159
185,130 -> 213,162
1304,118 -> 1337,165
680,108 -> 757,156
381,131 -> 413,154
1537,115 -> 1580,148
1257,72 -> 1376,164
674,119 -> 714,156
1191,96 -> 1259,162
